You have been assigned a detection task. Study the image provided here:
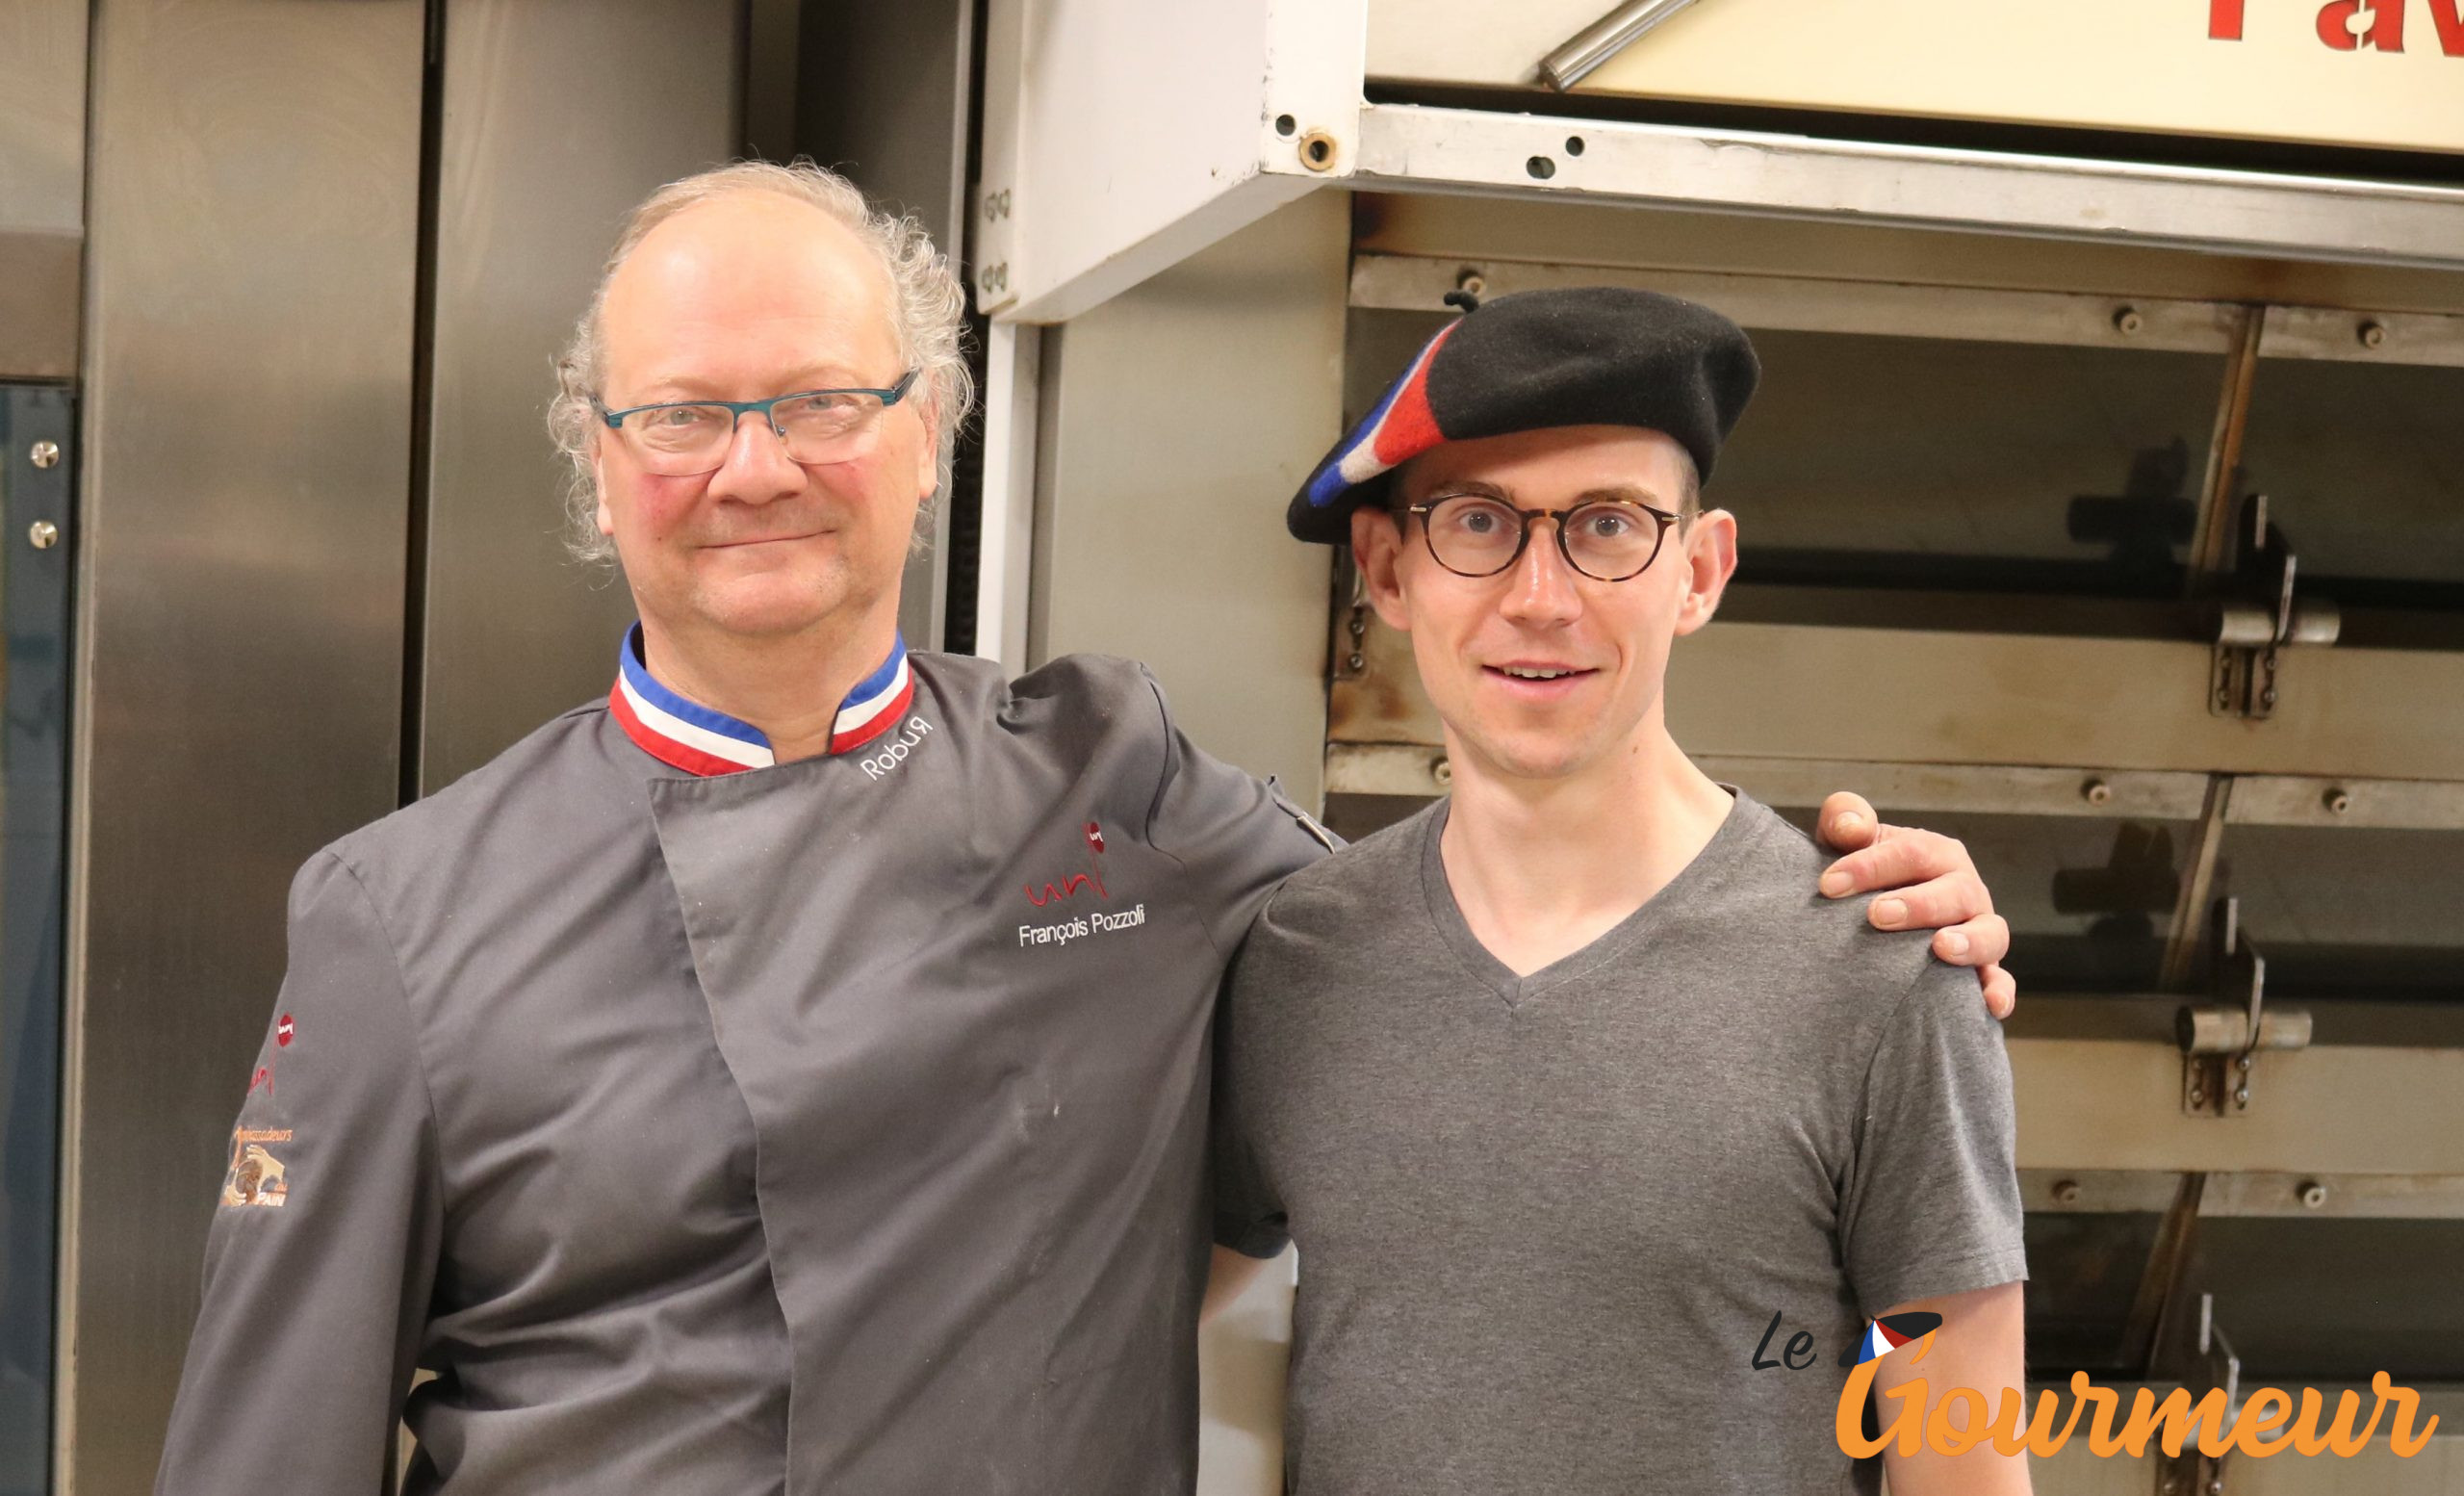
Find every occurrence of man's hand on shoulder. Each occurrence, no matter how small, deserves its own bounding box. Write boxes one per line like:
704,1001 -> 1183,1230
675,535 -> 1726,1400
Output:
1813,791 -> 2015,1020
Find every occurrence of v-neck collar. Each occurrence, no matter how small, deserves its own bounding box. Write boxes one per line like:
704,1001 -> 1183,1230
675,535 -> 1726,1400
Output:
1416,787 -> 1758,1007
607,623 -> 914,776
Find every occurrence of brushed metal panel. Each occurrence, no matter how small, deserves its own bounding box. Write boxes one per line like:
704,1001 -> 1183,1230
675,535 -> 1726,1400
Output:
796,0 -> 971,260
0,0 -> 87,235
1028,193 -> 1347,805
417,0 -> 742,791
0,231 -> 80,381
0,0 -> 89,379
65,5 -> 424,1489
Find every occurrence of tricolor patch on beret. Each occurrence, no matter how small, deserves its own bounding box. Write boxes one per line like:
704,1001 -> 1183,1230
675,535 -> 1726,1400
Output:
1302,321 -> 1460,510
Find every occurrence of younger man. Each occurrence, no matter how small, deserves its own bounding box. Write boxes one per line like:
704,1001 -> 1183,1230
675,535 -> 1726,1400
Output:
1210,288 -> 2029,1495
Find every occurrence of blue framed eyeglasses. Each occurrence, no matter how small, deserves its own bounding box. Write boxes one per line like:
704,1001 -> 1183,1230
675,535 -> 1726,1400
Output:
597,370 -> 920,475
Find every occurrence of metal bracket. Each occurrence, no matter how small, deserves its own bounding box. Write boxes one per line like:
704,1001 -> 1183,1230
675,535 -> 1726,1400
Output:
2154,1294 -> 2242,1496
2176,899 -> 2310,1118
2209,495 -> 2338,721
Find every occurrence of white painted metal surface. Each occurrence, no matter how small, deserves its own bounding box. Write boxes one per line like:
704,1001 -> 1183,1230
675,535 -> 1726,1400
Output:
972,319 -> 1043,674
1023,193 -> 1346,805
974,0 -> 1366,323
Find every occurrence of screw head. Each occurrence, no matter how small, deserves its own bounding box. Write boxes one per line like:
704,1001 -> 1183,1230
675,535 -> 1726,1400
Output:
2190,1087 -> 2207,1105
1345,652 -> 1365,672
2234,1086 -> 2250,1106
2324,787 -> 2351,814
2082,778 -> 2113,806
1430,756 -> 1452,787
2261,686 -> 2277,708
29,440 -> 59,470
1455,268 -> 1487,297
2114,306 -> 2144,335
26,520 -> 58,550
2052,1178 -> 2082,1205
2300,1180 -> 2328,1209
2359,320 -> 2388,349
2209,1481 -> 2224,1496
2236,1054 -> 2252,1070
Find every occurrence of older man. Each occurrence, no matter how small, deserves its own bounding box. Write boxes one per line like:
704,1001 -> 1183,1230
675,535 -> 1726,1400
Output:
154,164 -> 2010,1495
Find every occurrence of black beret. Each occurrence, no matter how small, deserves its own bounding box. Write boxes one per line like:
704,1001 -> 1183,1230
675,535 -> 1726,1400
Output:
1287,286 -> 1759,542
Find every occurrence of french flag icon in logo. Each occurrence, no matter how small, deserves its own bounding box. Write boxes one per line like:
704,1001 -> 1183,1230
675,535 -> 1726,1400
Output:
1848,1311 -> 1943,1368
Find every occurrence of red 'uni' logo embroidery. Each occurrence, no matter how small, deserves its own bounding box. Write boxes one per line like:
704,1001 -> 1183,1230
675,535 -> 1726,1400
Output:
1025,822 -> 1113,906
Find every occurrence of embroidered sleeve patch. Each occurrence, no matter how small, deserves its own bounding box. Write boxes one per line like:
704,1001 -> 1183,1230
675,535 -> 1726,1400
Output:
219,1127 -> 295,1208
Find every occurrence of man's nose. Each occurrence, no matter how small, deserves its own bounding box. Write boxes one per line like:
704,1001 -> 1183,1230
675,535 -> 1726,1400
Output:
1498,519 -> 1583,623
706,409 -> 804,501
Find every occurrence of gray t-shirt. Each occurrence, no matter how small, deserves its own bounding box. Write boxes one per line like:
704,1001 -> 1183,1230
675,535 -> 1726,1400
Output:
1210,792 -> 2026,1496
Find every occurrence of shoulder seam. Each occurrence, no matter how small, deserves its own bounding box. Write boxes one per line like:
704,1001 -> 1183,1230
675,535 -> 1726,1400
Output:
1857,952 -> 1945,1134
1134,668 -> 1227,967
319,850 -> 449,1205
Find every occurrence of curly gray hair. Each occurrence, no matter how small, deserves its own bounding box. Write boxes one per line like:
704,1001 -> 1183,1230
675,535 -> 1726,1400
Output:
547,159 -> 975,565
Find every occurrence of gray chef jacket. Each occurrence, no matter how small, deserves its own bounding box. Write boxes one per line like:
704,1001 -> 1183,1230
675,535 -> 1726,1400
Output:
155,634 -> 1330,1495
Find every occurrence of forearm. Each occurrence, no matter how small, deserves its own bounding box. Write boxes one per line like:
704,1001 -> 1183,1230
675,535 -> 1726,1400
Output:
1201,1244 -> 1272,1326
1877,1283 -> 2032,1496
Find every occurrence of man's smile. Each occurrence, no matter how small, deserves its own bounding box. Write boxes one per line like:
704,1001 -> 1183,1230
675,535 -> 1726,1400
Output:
1480,660 -> 1601,699
704,529 -> 826,550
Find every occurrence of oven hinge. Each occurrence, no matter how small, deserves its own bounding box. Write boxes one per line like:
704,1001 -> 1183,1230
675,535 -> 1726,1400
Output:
2178,899 -> 2311,1118
2209,494 -> 2338,721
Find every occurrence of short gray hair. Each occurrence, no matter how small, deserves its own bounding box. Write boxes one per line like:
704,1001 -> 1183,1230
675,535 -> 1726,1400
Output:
547,159 -> 975,565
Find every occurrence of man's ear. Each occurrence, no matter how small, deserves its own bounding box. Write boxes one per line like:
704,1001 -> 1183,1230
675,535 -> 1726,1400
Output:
913,404 -> 942,501
592,442 -> 617,537
1672,508 -> 1738,637
1349,504 -> 1414,632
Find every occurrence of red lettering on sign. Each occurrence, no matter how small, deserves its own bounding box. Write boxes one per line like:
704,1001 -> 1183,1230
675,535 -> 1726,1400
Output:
2211,0 -> 2246,39
2317,0 -> 2406,50
2426,0 -> 2464,54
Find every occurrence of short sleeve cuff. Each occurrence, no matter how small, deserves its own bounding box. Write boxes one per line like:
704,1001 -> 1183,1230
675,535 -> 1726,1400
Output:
1861,1243 -> 2030,1315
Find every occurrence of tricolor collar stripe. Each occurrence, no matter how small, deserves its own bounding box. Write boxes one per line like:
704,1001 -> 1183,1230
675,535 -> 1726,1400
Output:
608,679 -> 770,777
611,624 -> 911,775
829,655 -> 913,751
617,629 -> 770,754
613,668 -> 774,772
